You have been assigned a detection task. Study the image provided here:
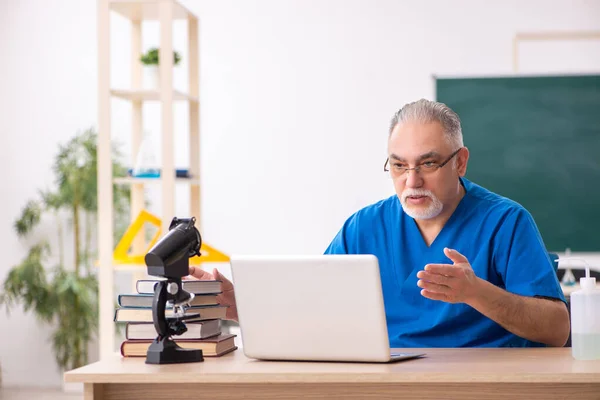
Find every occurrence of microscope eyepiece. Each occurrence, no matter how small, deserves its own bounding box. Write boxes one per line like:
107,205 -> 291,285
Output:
145,217 -> 202,278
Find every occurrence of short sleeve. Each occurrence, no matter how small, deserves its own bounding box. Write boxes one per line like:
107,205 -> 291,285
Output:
493,208 -> 566,304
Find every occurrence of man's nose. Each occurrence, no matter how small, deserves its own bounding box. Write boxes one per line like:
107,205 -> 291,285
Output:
404,169 -> 423,188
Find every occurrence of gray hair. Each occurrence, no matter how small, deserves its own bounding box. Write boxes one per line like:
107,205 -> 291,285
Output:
389,99 -> 464,149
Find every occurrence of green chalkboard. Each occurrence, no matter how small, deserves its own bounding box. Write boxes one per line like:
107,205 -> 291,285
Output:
436,75 -> 600,252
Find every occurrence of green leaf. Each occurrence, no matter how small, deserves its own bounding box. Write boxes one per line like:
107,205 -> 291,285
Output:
140,47 -> 182,65
39,190 -> 64,210
0,243 -> 55,321
48,268 -> 98,369
14,200 -> 42,236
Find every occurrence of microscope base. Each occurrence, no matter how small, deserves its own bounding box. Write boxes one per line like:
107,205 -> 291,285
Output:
145,336 -> 204,364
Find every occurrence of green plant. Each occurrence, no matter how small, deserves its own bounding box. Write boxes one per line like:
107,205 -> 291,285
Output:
0,127 -> 130,371
140,47 -> 182,66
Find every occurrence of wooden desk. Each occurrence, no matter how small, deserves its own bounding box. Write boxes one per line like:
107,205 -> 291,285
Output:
65,348 -> 600,400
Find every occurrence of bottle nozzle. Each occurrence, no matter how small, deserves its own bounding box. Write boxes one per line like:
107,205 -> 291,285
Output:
555,256 -> 595,289
555,256 -> 592,272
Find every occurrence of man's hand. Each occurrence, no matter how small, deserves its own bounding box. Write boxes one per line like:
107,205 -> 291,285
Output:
416,247 -> 482,304
416,248 -> 570,346
187,266 -> 238,322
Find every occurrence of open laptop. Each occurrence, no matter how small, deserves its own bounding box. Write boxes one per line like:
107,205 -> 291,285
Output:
230,254 -> 425,363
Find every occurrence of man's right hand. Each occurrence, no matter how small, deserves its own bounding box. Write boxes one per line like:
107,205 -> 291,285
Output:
187,266 -> 238,322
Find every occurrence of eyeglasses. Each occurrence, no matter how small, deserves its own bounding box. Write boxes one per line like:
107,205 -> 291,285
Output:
384,148 -> 462,177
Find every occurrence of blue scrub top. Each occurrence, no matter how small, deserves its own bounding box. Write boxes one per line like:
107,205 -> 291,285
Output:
324,178 -> 565,348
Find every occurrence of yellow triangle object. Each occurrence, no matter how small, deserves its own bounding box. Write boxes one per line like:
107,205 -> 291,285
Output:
112,210 -> 229,266
191,243 -> 230,264
113,210 -> 162,265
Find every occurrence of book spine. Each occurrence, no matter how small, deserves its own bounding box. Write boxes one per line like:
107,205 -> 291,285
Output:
119,340 -> 127,357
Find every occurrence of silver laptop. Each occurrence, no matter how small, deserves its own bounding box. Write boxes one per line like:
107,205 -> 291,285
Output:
230,254 -> 425,363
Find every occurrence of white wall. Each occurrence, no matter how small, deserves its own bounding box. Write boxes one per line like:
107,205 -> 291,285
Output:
0,0 -> 100,388
1,0 -> 599,388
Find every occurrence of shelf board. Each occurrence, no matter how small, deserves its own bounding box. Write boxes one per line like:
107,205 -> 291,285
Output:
111,89 -> 198,103
110,0 -> 196,21
114,177 -> 201,185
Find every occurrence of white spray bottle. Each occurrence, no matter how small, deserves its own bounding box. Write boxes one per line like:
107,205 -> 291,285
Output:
568,259 -> 600,360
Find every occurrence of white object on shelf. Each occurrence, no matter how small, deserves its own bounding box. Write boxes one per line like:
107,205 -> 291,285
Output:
132,131 -> 161,178
143,64 -> 181,91
143,65 -> 160,90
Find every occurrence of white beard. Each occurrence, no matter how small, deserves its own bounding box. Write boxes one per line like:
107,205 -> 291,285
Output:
400,188 -> 443,220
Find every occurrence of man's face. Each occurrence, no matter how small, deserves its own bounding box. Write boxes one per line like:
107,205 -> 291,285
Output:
387,121 -> 468,220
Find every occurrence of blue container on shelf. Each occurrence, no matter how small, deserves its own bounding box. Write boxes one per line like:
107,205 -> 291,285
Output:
128,168 -> 190,178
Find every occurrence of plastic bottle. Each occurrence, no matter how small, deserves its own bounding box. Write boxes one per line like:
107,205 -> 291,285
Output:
570,263 -> 600,360
132,131 -> 161,178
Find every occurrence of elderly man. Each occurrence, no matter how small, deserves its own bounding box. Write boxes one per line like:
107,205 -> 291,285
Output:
189,99 -> 570,348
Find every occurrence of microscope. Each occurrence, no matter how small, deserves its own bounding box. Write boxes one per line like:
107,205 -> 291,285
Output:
144,216 -> 205,364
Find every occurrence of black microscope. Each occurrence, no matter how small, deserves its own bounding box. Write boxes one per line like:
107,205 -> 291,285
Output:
144,216 -> 205,364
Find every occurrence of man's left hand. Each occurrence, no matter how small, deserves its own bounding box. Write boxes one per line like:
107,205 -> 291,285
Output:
416,247 -> 482,304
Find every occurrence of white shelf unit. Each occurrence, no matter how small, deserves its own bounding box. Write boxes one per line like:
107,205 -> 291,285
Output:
97,0 -> 200,359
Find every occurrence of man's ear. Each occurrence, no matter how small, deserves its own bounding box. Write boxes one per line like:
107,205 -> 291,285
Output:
457,147 -> 469,177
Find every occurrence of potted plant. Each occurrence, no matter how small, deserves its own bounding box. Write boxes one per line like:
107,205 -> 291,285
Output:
140,47 -> 182,90
0,127 -> 130,385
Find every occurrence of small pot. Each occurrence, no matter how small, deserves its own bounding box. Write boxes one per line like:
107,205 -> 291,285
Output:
143,65 -> 159,90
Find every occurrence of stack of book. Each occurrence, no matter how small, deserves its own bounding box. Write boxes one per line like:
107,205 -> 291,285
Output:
115,278 -> 237,357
